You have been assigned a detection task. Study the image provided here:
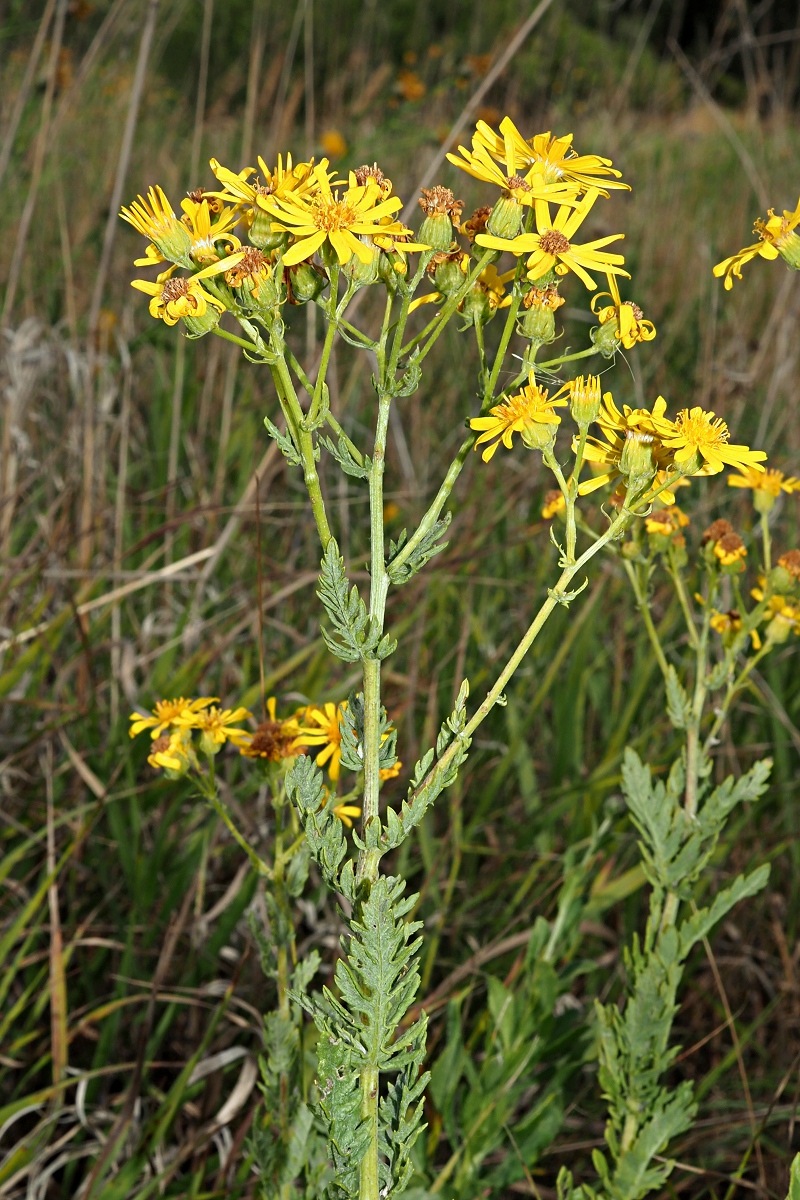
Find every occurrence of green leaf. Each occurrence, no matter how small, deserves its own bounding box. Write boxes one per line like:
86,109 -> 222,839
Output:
285,755 -> 353,898
387,512 -> 452,585
787,1152 -> 800,1200
664,666 -> 690,729
320,433 -> 371,479
264,414 -> 301,466
678,864 -> 770,958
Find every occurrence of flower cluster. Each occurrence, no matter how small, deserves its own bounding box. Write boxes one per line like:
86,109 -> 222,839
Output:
714,196 -> 800,289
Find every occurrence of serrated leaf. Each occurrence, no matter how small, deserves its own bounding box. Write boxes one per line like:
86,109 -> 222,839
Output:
320,433 -> 371,479
387,512 -> 452,585
665,666 -> 690,729
264,414 -> 302,466
317,539 -> 377,662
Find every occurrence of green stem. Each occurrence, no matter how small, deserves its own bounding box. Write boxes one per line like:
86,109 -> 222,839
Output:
667,552 -> 700,650
212,326 -> 260,353
408,250 -> 495,366
537,345 -> 600,371
623,559 -> 670,681
760,511 -> 771,572
271,353 -> 332,549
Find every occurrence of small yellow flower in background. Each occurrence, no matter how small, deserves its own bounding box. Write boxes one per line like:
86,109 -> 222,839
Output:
655,407 -> 767,477
714,531 -> 747,567
728,464 -> 800,514
147,728 -> 194,773
120,186 -> 193,267
591,272 -> 656,349
175,704 -> 252,756
750,590 -> 800,642
542,489 -> 566,519
354,164 -> 394,198
398,69 -> 426,102
477,189 -> 628,291
129,696 -> 216,739
710,608 -> 743,636
473,118 -> 629,196
379,760 -> 402,781
131,254 -> 243,326
294,701 -> 347,780
264,163 -> 409,266
645,506 -> 688,536
333,802 -> 362,828
320,129 -> 348,160
469,374 -> 567,462
239,696 -> 302,761
777,550 -> 800,582
713,196 -> 800,288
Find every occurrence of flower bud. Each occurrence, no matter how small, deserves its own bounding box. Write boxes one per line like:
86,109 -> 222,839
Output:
752,485 -> 777,516
765,611 -> 795,644
287,261 -> 328,305
518,284 -> 563,346
199,729 -> 221,758
459,284 -> 495,327
343,244 -> 380,289
619,430 -> 656,494
670,533 -> 689,569
182,305 -> 221,338
487,195 -> 523,239
248,207 -> 289,252
568,375 -> 602,428
776,229 -> 800,270
770,551 -> 800,593
225,246 -> 282,313
714,531 -> 747,573
520,418 -> 557,453
433,254 -> 468,297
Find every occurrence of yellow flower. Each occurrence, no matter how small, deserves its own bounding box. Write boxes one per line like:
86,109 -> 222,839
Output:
728,465 -> 800,497
655,407 -> 767,477
293,701 -> 347,780
591,272 -> 656,348
129,696 -> 216,739
714,531 -> 747,567
750,591 -> 800,642
175,704 -> 253,752
579,393 -> 671,495
263,163 -> 409,266
473,118 -> 628,195
379,759 -> 402,781
130,254 -> 241,326
133,197 -> 242,268
469,374 -> 567,462
209,153 -> 317,209
645,506 -> 688,535
239,697 -> 302,761
446,134 -> 580,208
333,802 -> 362,828
477,189 -> 627,291
224,245 -> 272,299
320,129 -> 348,159
713,196 -> 800,289
542,489 -> 566,519
147,727 -> 194,773
777,550 -> 800,582
710,608 -> 742,635
120,186 -> 193,267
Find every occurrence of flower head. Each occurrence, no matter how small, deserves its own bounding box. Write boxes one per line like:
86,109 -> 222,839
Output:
147,727 -> 195,774
728,465 -> 799,514
713,196 -> 800,288
239,697 -> 302,761
175,704 -> 252,755
473,118 -> 628,195
542,489 -> 566,519
120,186 -> 193,267
645,506 -> 689,536
655,407 -> 767,477
477,189 -> 627,291
469,374 -> 567,462
353,163 -> 393,197
263,164 -> 410,266
224,245 -> 272,299
129,696 -> 216,739
777,550 -> 800,582
209,153 -> 316,209
333,802 -> 362,828
591,272 -> 656,351
446,132 -> 579,208
580,393 -> 672,496
293,701 -> 347,780
131,254 -> 242,326
710,608 -> 743,636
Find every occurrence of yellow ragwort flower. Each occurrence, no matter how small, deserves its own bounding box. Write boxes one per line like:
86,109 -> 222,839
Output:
293,701 -> 347,781
147,727 -> 194,773
333,802 -> 362,828
591,272 -> 656,348
713,196 -> 800,289
446,131 -> 580,209
579,393 -> 671,495
131,254 -> 242,326
469,374 -> 567,462
477,189 -> 627,291
175,704 -> 252,751
473,118 -> 628,196
714,531 -> 747,567
710,608 -> 743,635
655,407 -> 767,477
209,153 -> 317,210
542,489 -> 566,519
120,186 -> 194,267
645,505 -> 689,535
379,759 -> 402,781
129,696 -> 216,739
263,164 -> 410,266
239,696 -> 303,761
133,196 -> 242,268
728,465 -> 800,497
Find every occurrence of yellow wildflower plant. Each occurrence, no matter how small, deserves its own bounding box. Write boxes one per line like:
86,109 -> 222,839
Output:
129,696 -> 216,739
120,185 -> 194,267
263,164 -> 411,267
591,271 -> 656,349
293,701 -> 347,781
469,375 -> 567,462
579,393 -> 672,496
446,137 -> 580,208
655,407 -> 767,477
473,117 -> 629,195
239,696 -> 303,761
713,196 -> 800,289
130,254 -> 243,327
476,189 -> 628,291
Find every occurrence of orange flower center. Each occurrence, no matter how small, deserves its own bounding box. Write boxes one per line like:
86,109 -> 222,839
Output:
311,194 -> 360,232
162,278 -> 192,303
539,229 -> 570,255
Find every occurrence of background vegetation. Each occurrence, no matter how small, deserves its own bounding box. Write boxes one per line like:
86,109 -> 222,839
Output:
1,0 -> 800,1196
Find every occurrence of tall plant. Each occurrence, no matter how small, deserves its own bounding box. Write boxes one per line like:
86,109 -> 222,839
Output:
124,123 -> 800,1198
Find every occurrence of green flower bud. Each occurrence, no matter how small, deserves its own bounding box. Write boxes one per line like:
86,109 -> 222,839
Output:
418,186 -> 464,252
182,305 -> 221,338
433,255 -> 467,297
520,419 -> 558,453
288,261 -> 328,304
591,318 -> 621,359
199,730 -> 222,757
768,564 -> 795,593
487,195 -> 523,239
568,375 -> 602,428
248,207 -> 288,252
619,430 -> 656,494
418,213 -> 453,253
765,612 -> 794,644
343,244 -> 380,288
517,283 -> 563,346
777,229 -> 800,270
752,486 -> 777,516
458,284 -> 495,328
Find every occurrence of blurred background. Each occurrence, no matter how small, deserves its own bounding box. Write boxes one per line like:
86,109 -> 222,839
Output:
1,0 -> 800,1196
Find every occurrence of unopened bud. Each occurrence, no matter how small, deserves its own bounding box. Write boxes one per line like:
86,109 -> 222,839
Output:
591,317 -> 621,359
287,261 -> 328,304
776,229 -> 800,270
183,306 -> 221,338
518,284 -> 563,345
434,255 -> 467,297
459,284 -> 495,327
248,207 -> 289,252
520,419 -> 558,453
343,244 -> 380,288
619,430 -> 656,493
487,195 -> 523,239
569,375 -> 602,428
